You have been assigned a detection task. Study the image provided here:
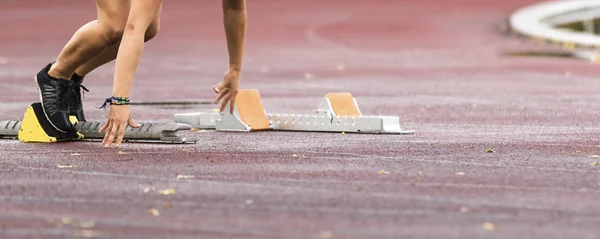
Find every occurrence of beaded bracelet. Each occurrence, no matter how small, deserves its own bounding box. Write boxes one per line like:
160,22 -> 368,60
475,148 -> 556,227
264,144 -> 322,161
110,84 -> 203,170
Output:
98,96 -> 131,109
110,96 -> 130,105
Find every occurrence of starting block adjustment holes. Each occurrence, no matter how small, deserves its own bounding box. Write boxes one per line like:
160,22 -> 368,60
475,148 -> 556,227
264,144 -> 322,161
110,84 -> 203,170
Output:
300,115 -> 308,125
92,123 -> 100,132
283,114 -> 289,124
127,124 -> 137,132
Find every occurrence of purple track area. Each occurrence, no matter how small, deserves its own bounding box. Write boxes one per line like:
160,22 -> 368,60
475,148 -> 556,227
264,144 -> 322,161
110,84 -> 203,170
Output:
2,0 -> 600,238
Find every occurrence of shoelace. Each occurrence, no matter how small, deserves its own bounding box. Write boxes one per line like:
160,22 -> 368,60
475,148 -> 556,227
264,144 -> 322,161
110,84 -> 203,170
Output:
77,85 -> 89,99
57,86 -> 71,109
68,84 -> 89,109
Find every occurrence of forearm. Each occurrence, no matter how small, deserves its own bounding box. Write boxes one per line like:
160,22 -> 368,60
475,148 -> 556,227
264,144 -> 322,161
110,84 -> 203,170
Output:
222,0 -> 246,71
112,29 -> 145,97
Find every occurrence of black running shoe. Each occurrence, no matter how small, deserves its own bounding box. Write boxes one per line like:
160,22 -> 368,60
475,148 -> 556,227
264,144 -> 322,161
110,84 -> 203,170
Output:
35,63 -> 74,133
68,73 -> 88,122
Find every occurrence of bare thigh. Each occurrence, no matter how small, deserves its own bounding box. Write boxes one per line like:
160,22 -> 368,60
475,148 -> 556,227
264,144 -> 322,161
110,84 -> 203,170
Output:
96,0 -> 131,42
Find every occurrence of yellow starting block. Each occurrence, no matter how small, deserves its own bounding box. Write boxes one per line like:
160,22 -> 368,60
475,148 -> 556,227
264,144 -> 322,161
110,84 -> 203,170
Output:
0,102 -> 195,144
17,102 -> 83,143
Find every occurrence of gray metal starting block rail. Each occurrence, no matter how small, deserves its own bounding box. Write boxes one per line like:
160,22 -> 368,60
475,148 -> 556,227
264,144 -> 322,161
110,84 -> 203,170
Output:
0,120 -> 197,144
174,90 -> 414,134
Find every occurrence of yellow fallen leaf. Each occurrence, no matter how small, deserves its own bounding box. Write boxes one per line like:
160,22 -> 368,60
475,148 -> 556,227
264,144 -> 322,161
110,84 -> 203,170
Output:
147,208 -> 160,216
74,229 -> 101,238
485,148 -> 495,153
61,217 -> 71,225
182,149 -> 189,152
57,164 -> 76,169
245,199 -> 254,204
460,207 -> 469,213
79,220 -> 96,228
320,231 -> 334,239
591,161 -> 599,166
137,148 -> 142,153
143,187 -> 153,193
455,172 -> 466,176
482,222 -> 495,231
290,170 -> 297,174
378,169 -> 390,175
159,189 -> 175,195
413,177 -> 421,184
590,155 -> 600,158
340,132 -> 345,135
176,174 -> 195,179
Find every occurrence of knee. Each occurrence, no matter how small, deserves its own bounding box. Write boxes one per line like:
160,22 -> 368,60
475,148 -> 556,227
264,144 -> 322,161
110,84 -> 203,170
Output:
101,23 -> 126,45
144,23 -> 160,42
106,26 -> 125,44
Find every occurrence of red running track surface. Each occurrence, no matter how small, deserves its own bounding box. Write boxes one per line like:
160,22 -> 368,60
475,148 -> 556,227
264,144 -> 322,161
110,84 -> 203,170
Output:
1,0 -> 600,238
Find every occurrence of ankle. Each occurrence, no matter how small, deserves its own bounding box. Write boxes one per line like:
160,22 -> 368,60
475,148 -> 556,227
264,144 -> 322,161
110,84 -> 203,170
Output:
72,72 -> 84,82
48,62 -> 73,80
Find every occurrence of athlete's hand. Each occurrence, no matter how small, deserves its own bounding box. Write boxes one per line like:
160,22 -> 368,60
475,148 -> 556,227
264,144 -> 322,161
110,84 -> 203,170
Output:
213,69 -> 241,114
99,105 -> 140,148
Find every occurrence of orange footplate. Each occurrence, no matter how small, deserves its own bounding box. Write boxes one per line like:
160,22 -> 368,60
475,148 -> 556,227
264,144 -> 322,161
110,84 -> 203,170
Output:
235,89 -> 270,131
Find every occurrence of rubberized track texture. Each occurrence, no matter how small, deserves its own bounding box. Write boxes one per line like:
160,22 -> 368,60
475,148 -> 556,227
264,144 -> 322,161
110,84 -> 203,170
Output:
1,0 -> 600,238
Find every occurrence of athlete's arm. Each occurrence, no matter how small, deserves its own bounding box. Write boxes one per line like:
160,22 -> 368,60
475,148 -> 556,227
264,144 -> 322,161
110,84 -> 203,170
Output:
100,0 -> 163,148
222,0 -> 246,71
214,0 -> 247,113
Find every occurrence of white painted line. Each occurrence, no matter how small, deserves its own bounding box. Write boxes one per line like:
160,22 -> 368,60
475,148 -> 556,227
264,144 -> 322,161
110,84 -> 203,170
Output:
510,0 -> 600,48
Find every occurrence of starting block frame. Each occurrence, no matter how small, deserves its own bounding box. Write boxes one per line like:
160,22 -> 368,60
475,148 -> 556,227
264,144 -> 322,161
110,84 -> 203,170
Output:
0,120 -> 197,144
0,103 -> 197,144
2,90 -> 412,145
174,90 -> 414,134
